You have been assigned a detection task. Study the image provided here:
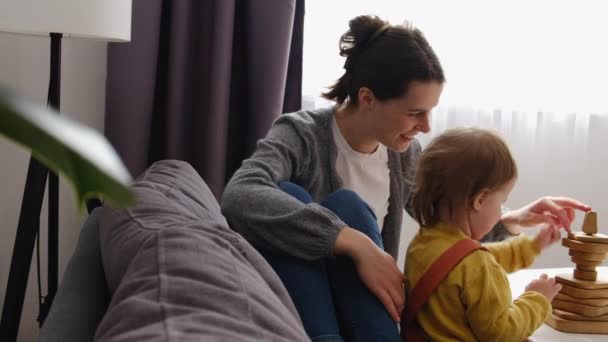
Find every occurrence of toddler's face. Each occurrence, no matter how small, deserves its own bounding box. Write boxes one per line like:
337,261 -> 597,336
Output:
469,178 -> 516,240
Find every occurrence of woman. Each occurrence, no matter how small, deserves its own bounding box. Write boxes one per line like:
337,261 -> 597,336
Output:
221,14 -> 589,342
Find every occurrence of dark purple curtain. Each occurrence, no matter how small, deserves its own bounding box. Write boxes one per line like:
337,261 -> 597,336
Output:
105,0 -> 304,198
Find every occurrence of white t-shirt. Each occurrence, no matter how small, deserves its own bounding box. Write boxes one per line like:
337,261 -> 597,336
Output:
331,116 -> 391,232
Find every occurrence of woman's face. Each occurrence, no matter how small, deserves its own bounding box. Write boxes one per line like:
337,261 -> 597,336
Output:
363,81 -> 443,152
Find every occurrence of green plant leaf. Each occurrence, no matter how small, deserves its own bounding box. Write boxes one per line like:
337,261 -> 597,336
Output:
0,86 -> 134,209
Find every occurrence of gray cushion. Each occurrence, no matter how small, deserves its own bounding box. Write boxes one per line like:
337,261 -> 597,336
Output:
96,160 -> 309,341
39,207 -> 109,342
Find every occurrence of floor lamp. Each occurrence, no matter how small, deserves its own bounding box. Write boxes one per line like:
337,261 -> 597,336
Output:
0,1 -> 131,340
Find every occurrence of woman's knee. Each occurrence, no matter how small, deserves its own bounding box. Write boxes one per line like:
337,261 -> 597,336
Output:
323,189 -> 368,210
279,181 -> 313,204
321,189 -> 380,241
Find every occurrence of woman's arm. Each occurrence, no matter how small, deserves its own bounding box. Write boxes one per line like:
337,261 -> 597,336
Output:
484,196 -> 591,243
501,197 -> 591,233
221,115 -> 346,261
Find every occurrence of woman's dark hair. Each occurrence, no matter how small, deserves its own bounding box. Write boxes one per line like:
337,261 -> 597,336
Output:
322,15 -> 445,105
411,127 -> 518,228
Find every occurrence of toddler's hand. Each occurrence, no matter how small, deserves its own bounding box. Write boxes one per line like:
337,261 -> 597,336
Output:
525,273 -> 562,301
534,225 -> 561,250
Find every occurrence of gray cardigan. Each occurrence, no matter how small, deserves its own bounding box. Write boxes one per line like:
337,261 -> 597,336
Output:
221,107 -> 511,261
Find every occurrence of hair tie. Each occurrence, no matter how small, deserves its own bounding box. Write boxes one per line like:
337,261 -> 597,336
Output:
366,24 -> 391,48
343,24 -> 391,71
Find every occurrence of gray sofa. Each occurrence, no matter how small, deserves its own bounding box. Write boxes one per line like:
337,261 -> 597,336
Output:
39,160 -> 309,341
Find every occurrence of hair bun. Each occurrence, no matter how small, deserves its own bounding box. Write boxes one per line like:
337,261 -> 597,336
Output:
339,15 -> 390,60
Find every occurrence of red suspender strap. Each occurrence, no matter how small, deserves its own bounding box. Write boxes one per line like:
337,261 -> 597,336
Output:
401,239 -> 488,336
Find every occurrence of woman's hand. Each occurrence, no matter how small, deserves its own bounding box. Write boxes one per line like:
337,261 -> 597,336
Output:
501,196 -> 591,234
335,227 -> 405,322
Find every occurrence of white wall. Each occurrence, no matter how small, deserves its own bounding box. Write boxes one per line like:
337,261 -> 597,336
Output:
0,32 -> 107,342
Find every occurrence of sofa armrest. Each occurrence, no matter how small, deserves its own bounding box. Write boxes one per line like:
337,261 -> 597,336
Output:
39,207 -> 109,342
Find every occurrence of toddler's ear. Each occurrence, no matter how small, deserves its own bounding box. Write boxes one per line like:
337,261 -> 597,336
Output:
472,188 -> 490,211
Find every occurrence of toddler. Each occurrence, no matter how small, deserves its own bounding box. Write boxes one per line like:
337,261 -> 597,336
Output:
404,127 -> 562,341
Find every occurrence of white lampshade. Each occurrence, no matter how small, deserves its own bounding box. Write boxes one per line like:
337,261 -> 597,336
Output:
0,0 -> 131,41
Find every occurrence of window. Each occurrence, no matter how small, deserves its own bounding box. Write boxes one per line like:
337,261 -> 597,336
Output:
303,0 -> 608,113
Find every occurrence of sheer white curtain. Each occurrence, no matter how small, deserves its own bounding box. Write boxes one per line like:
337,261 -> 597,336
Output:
303,0 -> 608,268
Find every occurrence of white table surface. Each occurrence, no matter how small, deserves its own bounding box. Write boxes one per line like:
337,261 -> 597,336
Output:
508,267 -> 608,341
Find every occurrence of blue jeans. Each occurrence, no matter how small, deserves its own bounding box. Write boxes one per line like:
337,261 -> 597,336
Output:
260,182 -> 399,342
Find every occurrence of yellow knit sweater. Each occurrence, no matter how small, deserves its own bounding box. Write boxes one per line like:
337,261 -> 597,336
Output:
404,223 -> 551,342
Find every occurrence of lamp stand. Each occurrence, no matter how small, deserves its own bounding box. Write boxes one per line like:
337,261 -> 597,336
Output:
0,32 -> 62,341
